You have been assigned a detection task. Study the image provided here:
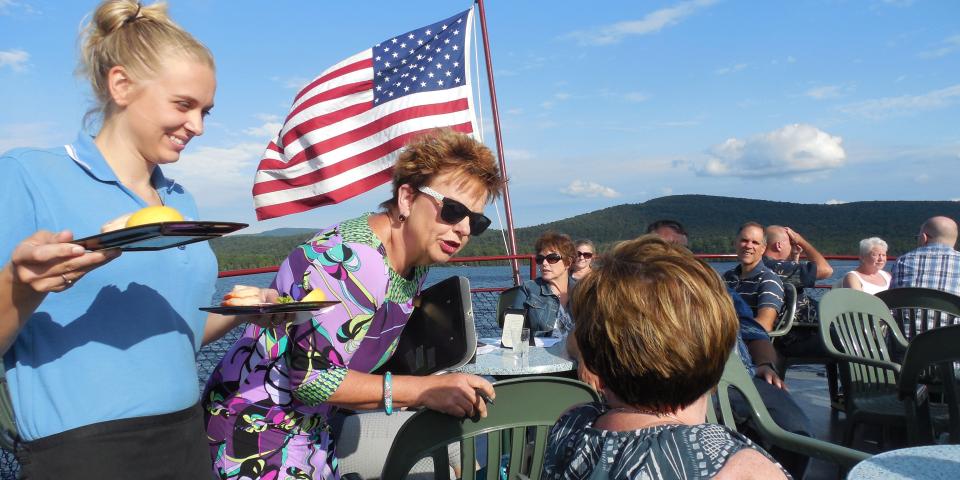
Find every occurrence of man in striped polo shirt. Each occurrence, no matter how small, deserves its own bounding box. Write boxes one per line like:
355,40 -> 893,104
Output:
723,222 -> 785,332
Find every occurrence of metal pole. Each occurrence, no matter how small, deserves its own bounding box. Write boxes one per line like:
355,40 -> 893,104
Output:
475,0 -> 522,285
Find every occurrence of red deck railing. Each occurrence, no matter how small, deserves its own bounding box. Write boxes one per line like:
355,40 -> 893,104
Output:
217,253 -> 890,293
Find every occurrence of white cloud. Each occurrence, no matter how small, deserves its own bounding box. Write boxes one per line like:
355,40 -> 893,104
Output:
699,123 -> 846,177
243,122 -> 282,139
825,199 -> 847,205
503,149 -> 534,161
561,180 -> 620,198
805,85 -> 844,100
0,49 -> 29,72
270,76 -> 310,90
914,173 -> 930,183
0,121 -> 62,152
624,91 -> 650,102
840,84 -> 960,118
881,0 -> 916,6
163,142 -> 264,209
715,63 -> 747,75
540,92 -> 571,109
0,1 -> 36,15
919,34 -> 960,59
659,119 -> 701,127
566,0 -> 718,46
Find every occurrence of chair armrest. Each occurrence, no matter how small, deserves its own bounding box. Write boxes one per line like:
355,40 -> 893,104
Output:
765,428 -> 872,469
768,314 -> 794,338
828,352 -> 902,375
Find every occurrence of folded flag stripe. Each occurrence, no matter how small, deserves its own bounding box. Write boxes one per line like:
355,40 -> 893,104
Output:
253,8 -> 477,220
256,101 -> 473,197
254,121 -> 474,203
259,93 -> 471,174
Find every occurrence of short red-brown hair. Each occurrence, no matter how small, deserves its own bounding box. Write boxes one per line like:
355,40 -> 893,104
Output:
380,128 -> 504,212
535,231 -> 576,268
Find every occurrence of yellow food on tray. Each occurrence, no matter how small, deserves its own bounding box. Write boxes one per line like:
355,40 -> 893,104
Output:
301,289 -> 327,302
126,205 -> 184,227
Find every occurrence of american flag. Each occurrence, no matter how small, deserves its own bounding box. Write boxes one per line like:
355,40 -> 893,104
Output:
253,8 -> 478,220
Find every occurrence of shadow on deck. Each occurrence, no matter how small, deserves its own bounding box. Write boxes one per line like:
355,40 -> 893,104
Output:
787,364 -> 907,480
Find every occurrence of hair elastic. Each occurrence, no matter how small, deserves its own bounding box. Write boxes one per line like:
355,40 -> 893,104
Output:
123,3 -> 142,26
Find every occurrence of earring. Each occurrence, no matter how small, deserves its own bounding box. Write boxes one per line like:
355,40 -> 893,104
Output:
398,214 -> 406,222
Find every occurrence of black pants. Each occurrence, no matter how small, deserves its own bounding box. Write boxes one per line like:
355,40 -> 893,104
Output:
16,403 -> 210,480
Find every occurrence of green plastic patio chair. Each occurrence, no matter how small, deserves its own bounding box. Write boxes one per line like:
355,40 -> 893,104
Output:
898,324 -> 960,445
768,283 -> 797,338
708,352 -> 871,469
819,288 -> 912,447
876,287 -> 960,342
379,376 -> 599,480
876,287 -> 960,406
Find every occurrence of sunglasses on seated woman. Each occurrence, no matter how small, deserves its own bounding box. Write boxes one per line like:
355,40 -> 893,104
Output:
535,253 -> 563,264
418,186 -> 492,236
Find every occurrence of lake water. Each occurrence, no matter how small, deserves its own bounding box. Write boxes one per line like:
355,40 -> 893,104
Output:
212,260 -> 865,302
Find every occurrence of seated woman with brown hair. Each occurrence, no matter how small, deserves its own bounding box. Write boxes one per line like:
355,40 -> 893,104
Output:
508,231 -> 577,336
543,235 -> 788,480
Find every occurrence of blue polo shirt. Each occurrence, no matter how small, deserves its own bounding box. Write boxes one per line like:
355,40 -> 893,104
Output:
728,286 -> 769,376
723,261 -> 784,316
0,133 -> 217,440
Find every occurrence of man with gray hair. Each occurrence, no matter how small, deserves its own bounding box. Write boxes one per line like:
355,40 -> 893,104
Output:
890,216 -> 960,335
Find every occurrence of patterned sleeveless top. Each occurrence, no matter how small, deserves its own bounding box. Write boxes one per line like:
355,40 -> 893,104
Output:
542,403 -> 791,480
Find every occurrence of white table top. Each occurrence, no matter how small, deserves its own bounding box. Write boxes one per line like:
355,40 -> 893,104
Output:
848,444 -> 960,480
454,341 -> 575,376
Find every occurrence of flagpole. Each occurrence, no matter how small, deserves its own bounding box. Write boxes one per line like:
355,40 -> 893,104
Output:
475,0 -> 522,285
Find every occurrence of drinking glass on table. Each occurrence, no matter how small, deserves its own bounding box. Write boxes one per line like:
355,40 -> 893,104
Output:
512,328 -> 530,359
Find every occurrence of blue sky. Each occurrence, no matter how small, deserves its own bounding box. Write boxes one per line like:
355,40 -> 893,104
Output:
2,0 -> 958,235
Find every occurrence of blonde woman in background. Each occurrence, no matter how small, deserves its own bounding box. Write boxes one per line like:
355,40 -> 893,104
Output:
570,239 -> 595,281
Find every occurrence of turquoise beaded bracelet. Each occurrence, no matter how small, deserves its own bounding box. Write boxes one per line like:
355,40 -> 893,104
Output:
383,371 -> 393,415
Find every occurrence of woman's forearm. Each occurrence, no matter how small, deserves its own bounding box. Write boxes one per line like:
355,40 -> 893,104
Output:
0,264 -> 45,355
326,370 -> 399,410
201,313 -> 241,346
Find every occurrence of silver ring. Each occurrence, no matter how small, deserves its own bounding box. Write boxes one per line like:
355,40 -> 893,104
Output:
61,274 -> 73,286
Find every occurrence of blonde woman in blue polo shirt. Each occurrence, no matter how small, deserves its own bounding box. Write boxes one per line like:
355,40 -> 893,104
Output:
0,1 -> 241,477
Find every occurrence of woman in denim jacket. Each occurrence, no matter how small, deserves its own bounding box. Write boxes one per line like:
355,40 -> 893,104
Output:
509,232 -> 578,336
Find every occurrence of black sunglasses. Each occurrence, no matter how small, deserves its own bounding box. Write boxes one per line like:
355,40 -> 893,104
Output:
576,251 -> 594,259
535,253 -> 563,264
418,186 -> 492,236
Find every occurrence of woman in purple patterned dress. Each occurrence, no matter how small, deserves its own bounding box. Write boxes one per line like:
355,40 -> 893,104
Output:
203,129 -> 504,479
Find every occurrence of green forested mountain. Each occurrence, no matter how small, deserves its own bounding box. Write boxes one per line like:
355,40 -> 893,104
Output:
211,195 -> 960,270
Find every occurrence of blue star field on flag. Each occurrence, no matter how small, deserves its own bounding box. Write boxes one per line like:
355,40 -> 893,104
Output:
372,9 -> 470,105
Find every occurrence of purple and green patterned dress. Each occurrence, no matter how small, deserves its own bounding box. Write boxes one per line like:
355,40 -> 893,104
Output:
203,214 -> 427,479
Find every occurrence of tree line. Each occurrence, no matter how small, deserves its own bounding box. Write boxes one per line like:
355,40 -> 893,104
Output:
211,195 -> 960,270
